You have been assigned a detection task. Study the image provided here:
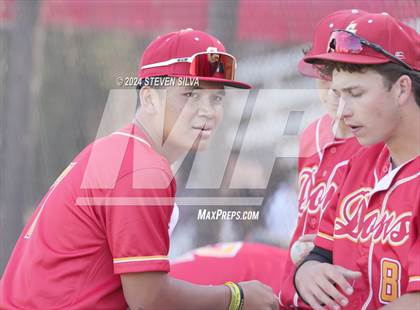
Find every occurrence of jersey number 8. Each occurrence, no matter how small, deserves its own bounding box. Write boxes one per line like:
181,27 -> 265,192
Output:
379,258 -> 401,304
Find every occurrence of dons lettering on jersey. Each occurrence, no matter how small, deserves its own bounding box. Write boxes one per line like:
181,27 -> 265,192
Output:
334,188 -> 412,246
298,166 -> 318,204
298,165 -> 338,217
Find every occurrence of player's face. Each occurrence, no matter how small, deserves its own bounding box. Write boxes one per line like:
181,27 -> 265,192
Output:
160,81 -> 225,152
332,69 -> 399,146
317,79 -> 340,119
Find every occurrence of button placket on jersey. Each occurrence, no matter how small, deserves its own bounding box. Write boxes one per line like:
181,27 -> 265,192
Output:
319,142 -> 341,181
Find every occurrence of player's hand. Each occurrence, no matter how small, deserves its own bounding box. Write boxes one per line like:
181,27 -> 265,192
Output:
291,234 -> 316,265
238,280 -> 279,310
295,261 -> 361,310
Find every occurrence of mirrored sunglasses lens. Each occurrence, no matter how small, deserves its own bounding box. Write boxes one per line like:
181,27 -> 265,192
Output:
329,31 -> 363,54
190,54 -> 235,80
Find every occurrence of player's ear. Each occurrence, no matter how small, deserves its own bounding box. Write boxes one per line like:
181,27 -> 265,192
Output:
393,75 -> 412,107
139,86 -> 163,115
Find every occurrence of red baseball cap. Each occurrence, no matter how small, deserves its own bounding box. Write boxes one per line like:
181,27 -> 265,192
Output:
138,28 -> 251,89
298,9 -> 367,79
304,12 -> 420,71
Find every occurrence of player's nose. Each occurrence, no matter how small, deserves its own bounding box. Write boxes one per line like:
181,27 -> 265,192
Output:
197,94 -> 217,118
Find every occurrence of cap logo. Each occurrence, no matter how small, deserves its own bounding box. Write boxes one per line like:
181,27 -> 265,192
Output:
345,22 -> 358,34
207,47 -> 218,53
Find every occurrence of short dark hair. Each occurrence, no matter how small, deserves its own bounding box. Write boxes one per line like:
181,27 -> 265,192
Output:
317,62 -> 420,107
135,76 -> 170,111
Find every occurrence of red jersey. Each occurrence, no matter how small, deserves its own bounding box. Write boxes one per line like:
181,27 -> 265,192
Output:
0,124 -> 177,310
170,242 -> 288,295
279,115 -> 363,308
315,144 -> 420,309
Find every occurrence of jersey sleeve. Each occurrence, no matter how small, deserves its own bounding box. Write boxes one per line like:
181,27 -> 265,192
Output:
407,211 -> 420,293
99,168 -> 176,274
298,119 -> 319,173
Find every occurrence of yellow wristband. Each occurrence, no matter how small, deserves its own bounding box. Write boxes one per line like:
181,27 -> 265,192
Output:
225,282 -> 241,310
225,284 -> 236,310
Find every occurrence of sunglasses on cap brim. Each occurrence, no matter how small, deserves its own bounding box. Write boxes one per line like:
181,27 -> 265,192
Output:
140,51 -> 237,80
328,29 -> 414,71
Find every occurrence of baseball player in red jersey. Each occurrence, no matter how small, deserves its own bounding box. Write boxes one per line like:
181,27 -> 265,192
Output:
0,29 -> 279,310
294,13 -> 420,310
279,10 -> 367,309
170,242 -> 288,295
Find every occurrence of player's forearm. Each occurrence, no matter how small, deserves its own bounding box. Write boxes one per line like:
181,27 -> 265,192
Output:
122,272 -> 230,310
379,292 -> 420,310
159,277 -> 231,310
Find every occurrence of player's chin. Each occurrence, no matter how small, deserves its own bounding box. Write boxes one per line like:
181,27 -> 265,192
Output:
189,130 -> 213,151
192,138 -> 212,151
355,134 -> 380,146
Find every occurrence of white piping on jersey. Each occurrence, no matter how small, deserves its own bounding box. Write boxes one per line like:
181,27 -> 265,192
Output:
380,172 -> 420,214
293,292 -> 299,308
278,291 -> 284,307
168,203 -> 179,236
24,184 -> 55,239
373,169 -> 379,186
315,118 -> 323,162
113,256 -> 169,264
371,164 -> 403,195
325,160 -> 349,186
301,209 -> 309,236
112,131 -> 151,148
361,241 -> 375,310
24,162 -> 77,239
361,169 -> 419,309
371,160 -> 418,196
319,139 -> 346,163
318,159 -> 349,221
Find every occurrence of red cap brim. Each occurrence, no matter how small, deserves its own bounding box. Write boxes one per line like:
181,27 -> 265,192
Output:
297,58 -> 330,80
304,52 -> 390,66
